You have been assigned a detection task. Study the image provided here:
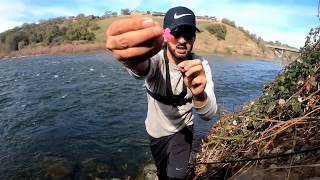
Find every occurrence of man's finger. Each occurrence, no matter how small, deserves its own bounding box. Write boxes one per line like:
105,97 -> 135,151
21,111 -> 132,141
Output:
191,76 -> 206,86
107,18 -> 157,36
185,64 -> 202,77
190,77 -> 206,95
106,26 -> 163,50
178,59 -> 202,70
112,36 -> 163,61
184,76 -> 192,88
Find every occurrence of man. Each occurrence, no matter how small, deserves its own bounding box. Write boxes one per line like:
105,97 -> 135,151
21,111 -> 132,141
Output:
106,6 -> 217,179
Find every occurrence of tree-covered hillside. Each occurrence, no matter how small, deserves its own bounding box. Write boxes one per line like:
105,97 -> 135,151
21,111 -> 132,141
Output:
0,14 -> 100,52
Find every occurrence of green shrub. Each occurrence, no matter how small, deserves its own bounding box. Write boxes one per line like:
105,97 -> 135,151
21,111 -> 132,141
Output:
221,18 -> 236,27
90,23 -> 100,31
206,24 -> 227,40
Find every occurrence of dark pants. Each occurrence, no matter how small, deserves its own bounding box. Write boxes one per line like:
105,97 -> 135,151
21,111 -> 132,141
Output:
150,125 -> 193,180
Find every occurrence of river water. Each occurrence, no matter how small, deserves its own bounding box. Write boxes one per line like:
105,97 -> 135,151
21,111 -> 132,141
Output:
0,53 -> 281,179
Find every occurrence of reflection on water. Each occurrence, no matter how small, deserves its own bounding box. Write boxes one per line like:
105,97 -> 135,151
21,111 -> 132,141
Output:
0,53 -> 281,178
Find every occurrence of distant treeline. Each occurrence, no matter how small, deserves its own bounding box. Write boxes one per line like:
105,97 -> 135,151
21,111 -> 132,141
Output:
0,14 -> 100,52
221,18 -> 266,48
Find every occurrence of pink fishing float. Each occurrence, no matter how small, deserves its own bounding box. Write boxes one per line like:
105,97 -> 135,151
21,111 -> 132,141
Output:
163,28 -> 174,42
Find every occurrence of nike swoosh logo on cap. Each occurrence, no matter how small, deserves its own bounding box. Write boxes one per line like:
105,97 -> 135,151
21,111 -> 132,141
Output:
174,13 -> 192,19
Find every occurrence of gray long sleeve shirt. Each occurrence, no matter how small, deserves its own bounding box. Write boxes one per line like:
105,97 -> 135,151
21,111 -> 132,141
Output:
128,49 -> 217,138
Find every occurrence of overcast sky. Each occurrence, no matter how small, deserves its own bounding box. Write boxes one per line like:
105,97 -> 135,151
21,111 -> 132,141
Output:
0,0 -> 319,48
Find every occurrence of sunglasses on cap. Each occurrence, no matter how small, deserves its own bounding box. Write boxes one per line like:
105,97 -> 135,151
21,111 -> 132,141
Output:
171,26 -> 196,41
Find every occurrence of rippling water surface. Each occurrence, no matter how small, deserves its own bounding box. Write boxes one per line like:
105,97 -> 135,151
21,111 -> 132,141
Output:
0,53 -> 281,179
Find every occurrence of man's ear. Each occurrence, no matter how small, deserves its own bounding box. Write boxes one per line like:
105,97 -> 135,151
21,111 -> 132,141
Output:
192,36 -> 196,43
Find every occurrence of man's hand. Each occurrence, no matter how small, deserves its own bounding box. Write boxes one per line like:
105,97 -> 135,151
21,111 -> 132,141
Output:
106,18 -> 164,70
178,59 -> 207,107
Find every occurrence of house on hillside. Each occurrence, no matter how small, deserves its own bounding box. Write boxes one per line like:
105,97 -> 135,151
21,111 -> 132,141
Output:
151,12 -> 165,16
65,16 -> 78,23
196,15 -> 217,21
197,15 -> 208,20
87,15 -> 99,20
131,10 -> 147,15
209,16 -> 217,21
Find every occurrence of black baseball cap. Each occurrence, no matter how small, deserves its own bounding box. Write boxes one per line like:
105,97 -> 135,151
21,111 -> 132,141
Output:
163,6 -> 200,32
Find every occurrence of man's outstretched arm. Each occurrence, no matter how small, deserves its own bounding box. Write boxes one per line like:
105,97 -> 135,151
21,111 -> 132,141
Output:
106,18 -> 164,76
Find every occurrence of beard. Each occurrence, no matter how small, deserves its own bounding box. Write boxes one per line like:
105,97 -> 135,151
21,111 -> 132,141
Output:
167,43 -> 193,60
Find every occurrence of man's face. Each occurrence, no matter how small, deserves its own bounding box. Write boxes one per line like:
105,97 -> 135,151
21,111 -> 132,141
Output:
167,26 -> 196,60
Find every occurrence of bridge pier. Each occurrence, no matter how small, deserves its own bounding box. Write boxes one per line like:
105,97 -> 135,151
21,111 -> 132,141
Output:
280,49 -> 284,59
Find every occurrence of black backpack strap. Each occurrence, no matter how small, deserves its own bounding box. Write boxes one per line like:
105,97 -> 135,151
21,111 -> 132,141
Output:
145,48 -> 193,107
146,87 -> 192,106
163,48 -> 188,97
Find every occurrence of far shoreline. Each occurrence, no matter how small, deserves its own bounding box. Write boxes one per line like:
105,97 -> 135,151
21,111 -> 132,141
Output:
198,51 -> 281,63
0,42 -> 282,64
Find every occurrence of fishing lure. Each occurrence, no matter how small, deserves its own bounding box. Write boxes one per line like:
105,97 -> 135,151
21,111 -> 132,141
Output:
163,28 -> 174,42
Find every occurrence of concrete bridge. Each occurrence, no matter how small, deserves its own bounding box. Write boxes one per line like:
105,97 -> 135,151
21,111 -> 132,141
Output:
265,44 -> 300,64
265,44 -> 300,53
